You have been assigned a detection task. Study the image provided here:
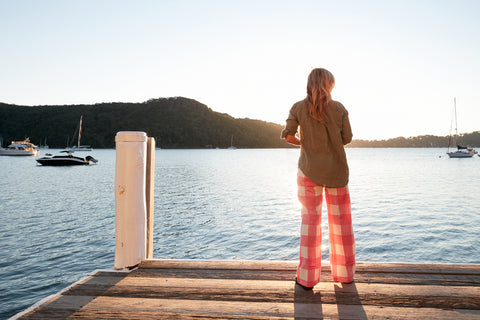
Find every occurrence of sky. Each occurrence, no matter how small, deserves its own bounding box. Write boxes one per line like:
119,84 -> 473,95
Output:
1,0 -> 479,140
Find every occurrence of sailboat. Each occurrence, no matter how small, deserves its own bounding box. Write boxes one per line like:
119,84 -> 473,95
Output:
38,115 -> 97,165
228,135 -> 236,149
65,115 -> 93,152
447,98 -> 476,158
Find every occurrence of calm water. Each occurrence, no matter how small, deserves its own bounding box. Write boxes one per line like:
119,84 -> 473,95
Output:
1,148 -> 479,318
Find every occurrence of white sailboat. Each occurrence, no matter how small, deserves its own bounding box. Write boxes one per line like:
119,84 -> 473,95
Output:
65,115 -> 93,152
228,135 -> 236,149
447,98 -> 475,158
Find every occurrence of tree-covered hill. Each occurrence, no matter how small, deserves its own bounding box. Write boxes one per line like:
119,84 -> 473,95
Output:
1,96 -> 478,149
348,132 -> 480,148
0,97 -> 291,149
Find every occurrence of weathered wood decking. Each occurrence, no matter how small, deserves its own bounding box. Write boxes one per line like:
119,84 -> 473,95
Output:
15,260 -> 480,319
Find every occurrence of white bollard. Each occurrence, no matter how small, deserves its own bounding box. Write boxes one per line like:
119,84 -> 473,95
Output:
114,131 -> 148,270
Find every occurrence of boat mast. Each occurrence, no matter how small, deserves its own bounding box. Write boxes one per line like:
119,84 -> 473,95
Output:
454,98 -> 458,145
78,115 -> 83,148
447,98 -> 458,153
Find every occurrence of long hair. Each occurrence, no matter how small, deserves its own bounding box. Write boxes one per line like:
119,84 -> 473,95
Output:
306,68 -> 335,123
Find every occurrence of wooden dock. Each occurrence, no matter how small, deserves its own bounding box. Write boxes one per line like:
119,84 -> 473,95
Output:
14,260 -> 480,319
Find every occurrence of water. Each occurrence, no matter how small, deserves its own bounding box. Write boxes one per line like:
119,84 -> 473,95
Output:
1,148 -> 479,318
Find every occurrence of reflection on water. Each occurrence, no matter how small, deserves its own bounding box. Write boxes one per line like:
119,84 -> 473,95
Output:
1,148 -> 479,318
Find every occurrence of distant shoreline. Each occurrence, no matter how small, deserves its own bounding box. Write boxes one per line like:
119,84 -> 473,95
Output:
347,132 -> 479,148
1,97 -> 479,149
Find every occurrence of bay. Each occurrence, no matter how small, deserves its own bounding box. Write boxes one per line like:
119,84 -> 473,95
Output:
1,148 -> 479,318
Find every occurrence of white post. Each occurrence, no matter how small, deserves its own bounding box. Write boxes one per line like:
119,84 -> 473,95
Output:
114,131 -> 148,270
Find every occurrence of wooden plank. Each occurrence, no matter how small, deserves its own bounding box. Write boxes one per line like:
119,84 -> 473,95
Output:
140,260 -> 480,275
62,275 -> 479,310
139,259 -> 298,271
130,267 -> 480,286
80,275 -> 480,297
355,262 -> 480,275
62,284 -> 480,310
24,295 -> 480,320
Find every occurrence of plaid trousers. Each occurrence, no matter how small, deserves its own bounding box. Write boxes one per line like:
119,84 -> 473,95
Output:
296,169 -> 356,287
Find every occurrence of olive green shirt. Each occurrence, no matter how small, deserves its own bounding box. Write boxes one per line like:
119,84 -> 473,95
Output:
281,98 -> 353,187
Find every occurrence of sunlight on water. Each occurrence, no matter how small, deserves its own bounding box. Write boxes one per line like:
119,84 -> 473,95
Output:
153,148 -> 480,265
1,148 -> 479,318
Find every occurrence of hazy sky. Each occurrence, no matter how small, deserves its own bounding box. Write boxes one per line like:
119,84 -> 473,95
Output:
1,0 -> 479,140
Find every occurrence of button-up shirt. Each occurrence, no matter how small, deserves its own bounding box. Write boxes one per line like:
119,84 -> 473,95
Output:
281,98 -> 353,187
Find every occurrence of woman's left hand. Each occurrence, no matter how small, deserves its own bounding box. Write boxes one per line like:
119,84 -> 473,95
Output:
285,134 -> 301,146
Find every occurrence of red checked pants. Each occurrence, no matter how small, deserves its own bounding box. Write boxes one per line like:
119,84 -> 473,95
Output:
296,169 -> 356,287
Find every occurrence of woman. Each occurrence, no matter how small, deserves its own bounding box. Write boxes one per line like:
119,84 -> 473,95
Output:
281,68 -> 355,290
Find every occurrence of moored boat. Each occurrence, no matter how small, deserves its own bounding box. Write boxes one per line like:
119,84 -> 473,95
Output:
446,98 -> 475,158
36,152 -> 98,166
64,115 -> 93,152
447,149 -> 476,158
0,138 -> 39,156
68,145 -> 92,152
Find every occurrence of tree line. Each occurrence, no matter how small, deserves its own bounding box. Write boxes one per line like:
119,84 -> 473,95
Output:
0,97 -> 478,149
348,132 -> 480,148
0,97 -> 291,149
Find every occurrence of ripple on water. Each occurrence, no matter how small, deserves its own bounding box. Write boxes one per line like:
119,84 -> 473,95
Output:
1,148 -> 480,318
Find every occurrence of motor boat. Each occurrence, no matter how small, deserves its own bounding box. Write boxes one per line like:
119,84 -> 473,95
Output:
36,151 -> 98,166
0,138 -> 39,156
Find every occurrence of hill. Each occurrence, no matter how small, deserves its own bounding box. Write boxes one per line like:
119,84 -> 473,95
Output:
1,97 -> 478,149
0,97 -> 291,149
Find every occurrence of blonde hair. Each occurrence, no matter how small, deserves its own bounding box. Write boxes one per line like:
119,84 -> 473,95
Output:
306,68 -> 335,122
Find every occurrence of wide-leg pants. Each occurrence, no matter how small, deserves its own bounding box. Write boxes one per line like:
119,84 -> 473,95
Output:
296,169 -> 356,287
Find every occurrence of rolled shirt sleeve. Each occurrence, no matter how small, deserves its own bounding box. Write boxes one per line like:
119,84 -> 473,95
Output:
281,107 -> 299,139
341,111 -> 353,145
